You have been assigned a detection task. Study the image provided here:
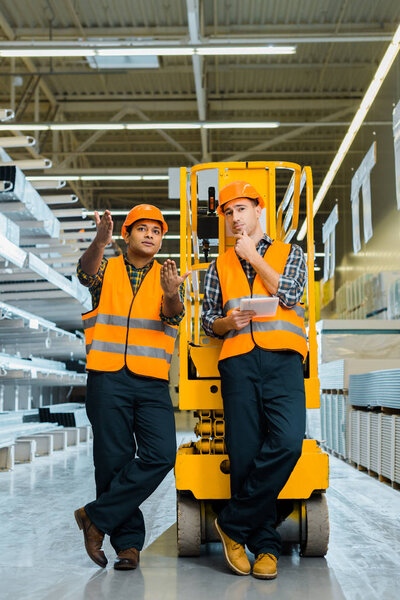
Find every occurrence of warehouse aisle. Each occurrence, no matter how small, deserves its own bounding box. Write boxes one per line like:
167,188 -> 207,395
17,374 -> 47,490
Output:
0,430 -> 399,600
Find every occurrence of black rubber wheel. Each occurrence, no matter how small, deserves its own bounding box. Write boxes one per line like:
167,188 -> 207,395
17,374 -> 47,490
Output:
300,494 -> 330,557
177,492 -> 201,556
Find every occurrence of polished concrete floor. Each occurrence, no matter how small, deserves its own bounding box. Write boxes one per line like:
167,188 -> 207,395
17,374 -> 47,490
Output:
0,417 -> 399,600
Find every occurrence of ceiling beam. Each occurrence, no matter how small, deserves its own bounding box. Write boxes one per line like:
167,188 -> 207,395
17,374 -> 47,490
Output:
11,98 -> 358,113
57,106 -> 131,168
0,61 -> 378,78
9,24 -> 396,39
223,107 -> 356,161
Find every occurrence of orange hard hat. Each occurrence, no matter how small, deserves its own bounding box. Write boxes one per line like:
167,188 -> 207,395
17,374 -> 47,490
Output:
121,204 -> 168,237
217,181 -> 265,215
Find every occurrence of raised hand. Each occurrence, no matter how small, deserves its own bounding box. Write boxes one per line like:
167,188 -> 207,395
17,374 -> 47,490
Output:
160,259 -> 190,298
234,231 -> 258,263
227,307 -> 256,331
94,210 -> 113,247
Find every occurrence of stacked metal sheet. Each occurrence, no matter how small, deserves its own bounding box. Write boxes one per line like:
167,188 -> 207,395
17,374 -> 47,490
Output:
348,410 -> 400,485
319,392 -> 348,459
39,403 -> 89,427
0,301 -> 85,360
319,358 -> 400,390
0,354 -> 86,387
0,165 -> 60,238
349,369 -> 400,409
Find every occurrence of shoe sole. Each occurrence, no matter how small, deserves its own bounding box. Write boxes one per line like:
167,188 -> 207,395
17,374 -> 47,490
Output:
214,520 -> 250,576
114,562 -> 138,571
252,571 -> 277,580
74,509 -> 107,568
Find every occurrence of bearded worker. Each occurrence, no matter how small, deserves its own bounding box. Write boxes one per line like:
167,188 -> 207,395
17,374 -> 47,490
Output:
201,182 -> 307,580
75,204 -> 188,571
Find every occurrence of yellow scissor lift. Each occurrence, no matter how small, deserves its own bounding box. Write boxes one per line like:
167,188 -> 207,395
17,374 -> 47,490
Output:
175,161 -> 329,557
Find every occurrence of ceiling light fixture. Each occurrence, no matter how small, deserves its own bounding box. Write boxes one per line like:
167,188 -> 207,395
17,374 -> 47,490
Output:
0,121 -> 280,132
83,210 -> 181,217
297,23 -> 400,241
27,174 -> 169,182
0,44 -> 296,58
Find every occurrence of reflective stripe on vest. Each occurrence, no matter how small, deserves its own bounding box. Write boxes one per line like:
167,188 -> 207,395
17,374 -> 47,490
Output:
225,319 -> 307,339
216,242 -> 308,361
82,254 -> 178,379
83,313 -> 178,338
86,339 -> 173,363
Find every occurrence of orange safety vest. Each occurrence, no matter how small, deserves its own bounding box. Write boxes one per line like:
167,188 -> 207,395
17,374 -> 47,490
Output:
216,241 -> 308,361
82,254 -> 178,380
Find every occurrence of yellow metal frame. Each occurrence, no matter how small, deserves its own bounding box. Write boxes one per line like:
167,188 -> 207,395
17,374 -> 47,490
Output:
176,161 -> 326,501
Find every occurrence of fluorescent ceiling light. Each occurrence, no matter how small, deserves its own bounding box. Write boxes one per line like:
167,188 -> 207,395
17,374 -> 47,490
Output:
84,209 -> 180,216
297,23 -> 400,241
98,48 -> 193,56
203,122 -> 279,129
51,123 -> 125,131
125,122 -> 201,130
27,174 -> 168,182
197,46 -> 296,56
0,121 -> 280,132
114,234 -> 180,240
0,45 -> 296,58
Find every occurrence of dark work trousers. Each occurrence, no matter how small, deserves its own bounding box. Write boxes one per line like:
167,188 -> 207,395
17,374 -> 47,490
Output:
84,367 -> 176,553
217,347 -> 306,559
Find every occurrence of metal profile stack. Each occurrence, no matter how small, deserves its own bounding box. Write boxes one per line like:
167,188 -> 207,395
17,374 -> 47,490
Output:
315,358 -> 400,460
348,410 -> 400,486
349,369 -> 400,409
0,140 -> 100,323
0,301 -> 85,359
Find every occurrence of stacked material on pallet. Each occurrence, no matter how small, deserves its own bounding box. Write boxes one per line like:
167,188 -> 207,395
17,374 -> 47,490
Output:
39,403 -> 89,427
349,369 -> 400,409
0,354 -> 86,387
311,359 -> 400,460
319,358 -> 400,389
316,320 -> 400,364
319,392 -> 348,459
388,278 -> 400,319
0,164 -> 60,239
365,271 -> 400,319
0,300 -> 85,360
349,409 -> 400,485
0,411 -> 60,446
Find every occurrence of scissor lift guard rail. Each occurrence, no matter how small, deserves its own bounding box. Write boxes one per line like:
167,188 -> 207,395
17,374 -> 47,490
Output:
175,161 -> 329,557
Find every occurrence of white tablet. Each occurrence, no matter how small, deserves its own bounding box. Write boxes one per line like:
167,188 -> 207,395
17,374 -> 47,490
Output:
239,296 -> 279,317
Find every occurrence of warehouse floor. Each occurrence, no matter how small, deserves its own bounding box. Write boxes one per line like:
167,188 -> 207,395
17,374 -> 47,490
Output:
0,419 -> 399,600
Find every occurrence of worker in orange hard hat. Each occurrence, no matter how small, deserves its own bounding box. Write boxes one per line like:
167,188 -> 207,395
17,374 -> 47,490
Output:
201,181 -> 307,580
75,204 -> 189,571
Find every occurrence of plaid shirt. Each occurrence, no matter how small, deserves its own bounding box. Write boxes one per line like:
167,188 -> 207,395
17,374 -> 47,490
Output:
201,234 -> 306,338
77,255 -> 185,326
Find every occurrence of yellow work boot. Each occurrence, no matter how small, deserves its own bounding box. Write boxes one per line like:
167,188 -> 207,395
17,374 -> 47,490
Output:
214,519 -> 251,576
252,553 -> 278,580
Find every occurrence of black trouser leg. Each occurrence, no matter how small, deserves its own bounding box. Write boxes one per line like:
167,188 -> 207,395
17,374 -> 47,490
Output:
218,348 -> 306,559
84,368 -> 176,552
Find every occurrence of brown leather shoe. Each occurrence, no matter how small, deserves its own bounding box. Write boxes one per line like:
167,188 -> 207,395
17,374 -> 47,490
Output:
74,507 -> 107,568
114,547 -> 140,571
214,519 -> 251,576
252,553 -> 278,579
